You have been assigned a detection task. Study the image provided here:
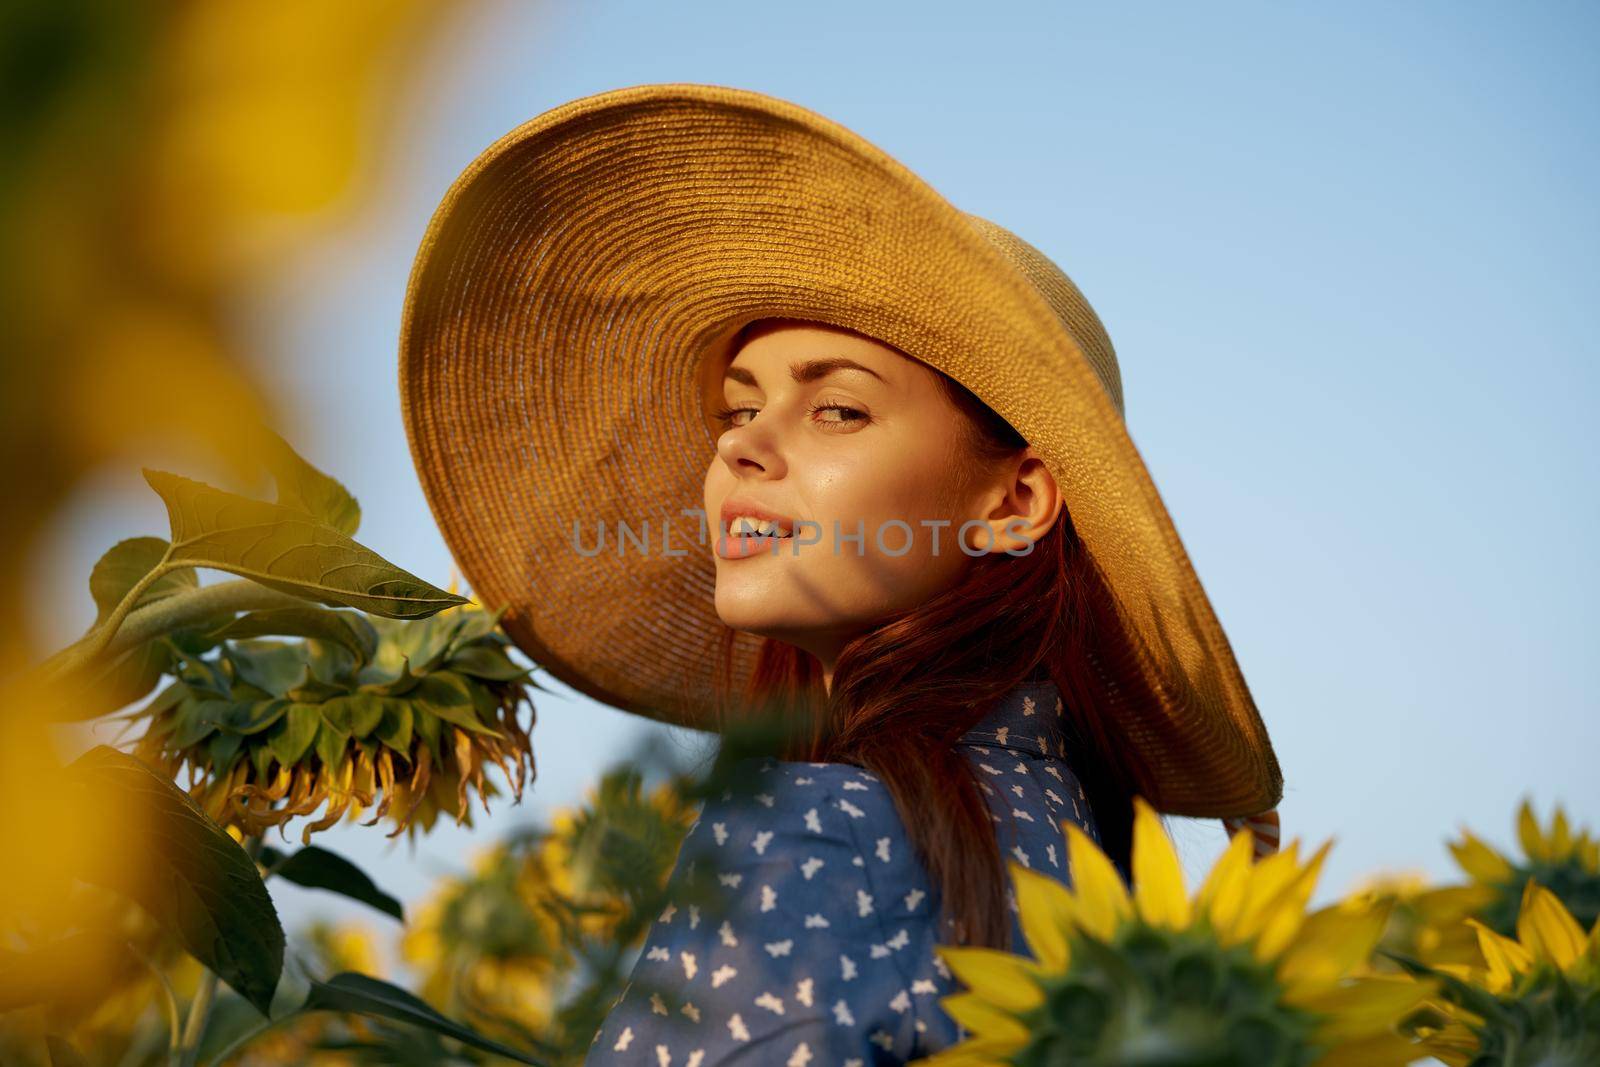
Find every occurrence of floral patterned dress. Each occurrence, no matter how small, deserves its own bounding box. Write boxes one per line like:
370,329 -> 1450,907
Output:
583,678 -> 1105,1065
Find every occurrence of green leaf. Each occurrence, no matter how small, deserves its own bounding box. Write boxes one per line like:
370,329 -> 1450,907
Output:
446,606 -> 505,652
300,973 -> 541,1064
321,693 -> 384,739
66,747 -> 283,1016
259,845 -> 404,921
207,607 -> 377,662
389,613 -> 462,675
410,671 -> 498,735
225,640 -> 311,696
287,672 -> 349,704
316,718 -> 350,771
305,638 -> 362,688
374,700 -> 413,753
368,654 -> 426,698
50,638 -> 173,721
446,644 -> 530,682
174,697 -> 228,747
268,703 -> 321,766
259,429 -> 362,536
88,537 -> 197,626
142,469 -> 466,619
212,698 -> 291,736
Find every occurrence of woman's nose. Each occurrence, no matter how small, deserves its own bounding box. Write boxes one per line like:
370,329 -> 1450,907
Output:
716,413 -> 786,479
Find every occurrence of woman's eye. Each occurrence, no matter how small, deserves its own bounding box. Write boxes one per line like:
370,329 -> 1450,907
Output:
710,404 -> 757,429
809,403 -> 870,429
711,401 -> 872,432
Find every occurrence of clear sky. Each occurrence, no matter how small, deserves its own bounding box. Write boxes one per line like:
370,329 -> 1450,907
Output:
40,0 -> 1598,945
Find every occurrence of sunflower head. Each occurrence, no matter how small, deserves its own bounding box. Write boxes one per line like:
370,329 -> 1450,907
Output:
130,599 -> 536,842
400,840 -> 564,1038
1396,879 -> 1600,1067
1350,870 -> 1499,972
1447,800 -> 1600,943
927,797 -> 1434,1067
534,764 -> 699,938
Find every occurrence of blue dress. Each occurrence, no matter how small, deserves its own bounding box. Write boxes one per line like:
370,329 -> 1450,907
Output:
583,678 -> 1104,1065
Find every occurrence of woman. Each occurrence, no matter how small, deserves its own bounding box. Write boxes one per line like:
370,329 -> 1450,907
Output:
399,84 -> 1284,1063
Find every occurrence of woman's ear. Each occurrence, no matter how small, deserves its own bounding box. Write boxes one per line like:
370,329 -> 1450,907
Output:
966,448 -> 1064,555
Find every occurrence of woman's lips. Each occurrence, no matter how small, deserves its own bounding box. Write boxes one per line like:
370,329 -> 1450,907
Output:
715,529 -> 791,560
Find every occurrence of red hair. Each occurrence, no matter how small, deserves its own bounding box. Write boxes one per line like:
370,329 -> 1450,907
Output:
707,321 -> 1143,951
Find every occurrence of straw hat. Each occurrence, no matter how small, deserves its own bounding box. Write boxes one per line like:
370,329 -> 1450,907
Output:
399,82 -> 1283,833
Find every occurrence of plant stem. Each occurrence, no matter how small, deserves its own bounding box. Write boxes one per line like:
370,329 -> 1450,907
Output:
198,1009 -> 303,1067
175,969 -> 218,1067
129,942 -> 183,1056
43,579 -> 305,683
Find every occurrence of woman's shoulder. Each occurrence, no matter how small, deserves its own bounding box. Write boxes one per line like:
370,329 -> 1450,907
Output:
584,757 -> 944,1064
681,757 -> 922,899
955,739 -> 1100,884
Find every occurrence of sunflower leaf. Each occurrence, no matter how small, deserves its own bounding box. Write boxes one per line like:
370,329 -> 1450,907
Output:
88,537 -> 197,626
411,671 -> 499,736
447,644 -> 531,682
66,747 -> 283,1016
300,972 -> 540,1063
208,607 -> 377,663
268,703 -> 322,766
259,430 -> 362,536
260,845 -> 403,922
374,700 -> 413,753
143,469 -> 465,620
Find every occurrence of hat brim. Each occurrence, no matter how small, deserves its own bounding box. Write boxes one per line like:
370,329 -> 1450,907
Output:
399,82 -> 1282,817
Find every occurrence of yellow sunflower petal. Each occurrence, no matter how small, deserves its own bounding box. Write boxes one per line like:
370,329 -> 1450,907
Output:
1277,896 -> 1394,992
1517,798 -> 1546,863
1251,839 -> 1332,962
1466,917 -> 1532,994
1196,826 -> 1256,935
1228,838 -> 1318,953
1309,1029 -> 1427,1067
1447,828 -> 1514,885
1131,796 -> 1191,930
938,991 -> 1030,1043
1412,1016 -> 1484,1067
934,945 -> 1048,1014
1009,862 -> 1078,971
1515,881 -> 1587,971
1549,807 -> 1574,861
1220,836 -> 1310,952
1287,974 -> 1436,1040
1062,820 -> 1132,940
919,1035 -> 1027,1067
1410,882 -> 1499,924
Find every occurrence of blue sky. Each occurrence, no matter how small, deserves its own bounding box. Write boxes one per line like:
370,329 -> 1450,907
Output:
40,0 -> 1598,946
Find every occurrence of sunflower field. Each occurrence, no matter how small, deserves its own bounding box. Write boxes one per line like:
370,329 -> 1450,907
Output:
3,2 -> 1594,1065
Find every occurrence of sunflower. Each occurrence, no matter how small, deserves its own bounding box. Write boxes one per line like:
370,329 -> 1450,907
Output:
1447,801 -> 1599,942
128,591 -> 537,843
1349,870 -> 1499,973
401,843 -> 564,1041
531,765 -> 699,942
926,797 -> 1435,1067
1393,879 -> 1600,1066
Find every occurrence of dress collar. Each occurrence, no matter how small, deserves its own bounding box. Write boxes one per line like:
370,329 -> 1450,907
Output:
958,677 -> 1072,761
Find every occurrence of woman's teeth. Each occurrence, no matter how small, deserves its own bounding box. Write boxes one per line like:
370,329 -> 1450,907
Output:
729,515 -> 791,538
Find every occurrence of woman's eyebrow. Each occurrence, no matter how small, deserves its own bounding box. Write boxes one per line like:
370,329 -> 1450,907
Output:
723,357 -> 887,387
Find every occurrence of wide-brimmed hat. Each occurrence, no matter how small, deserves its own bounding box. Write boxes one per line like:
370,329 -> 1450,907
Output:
398,82 -> 1283,834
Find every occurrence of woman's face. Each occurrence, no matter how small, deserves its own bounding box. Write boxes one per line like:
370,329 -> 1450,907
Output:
702,320 -> 1052,669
